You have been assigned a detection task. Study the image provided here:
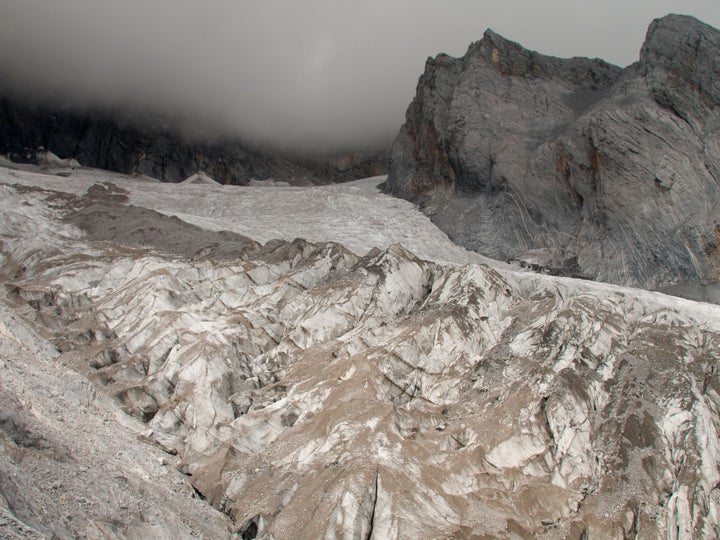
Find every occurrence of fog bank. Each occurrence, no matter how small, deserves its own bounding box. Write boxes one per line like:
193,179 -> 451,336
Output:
0,0 -> 718,152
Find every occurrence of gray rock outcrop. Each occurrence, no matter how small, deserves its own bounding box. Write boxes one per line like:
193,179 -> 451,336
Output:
385,14 -> 720,291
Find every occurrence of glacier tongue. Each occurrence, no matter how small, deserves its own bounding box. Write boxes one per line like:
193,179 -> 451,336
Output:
2,167 -> 720,538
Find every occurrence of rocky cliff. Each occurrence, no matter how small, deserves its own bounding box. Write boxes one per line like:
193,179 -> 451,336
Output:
385,14 -> 720,292
0,97 -> 388,184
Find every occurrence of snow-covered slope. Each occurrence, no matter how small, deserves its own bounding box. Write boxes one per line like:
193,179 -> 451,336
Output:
1,167 -> 493,267
2,164 -> 720,538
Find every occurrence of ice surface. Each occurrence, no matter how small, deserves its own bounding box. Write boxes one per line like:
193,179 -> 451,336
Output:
2,164 -> 720,538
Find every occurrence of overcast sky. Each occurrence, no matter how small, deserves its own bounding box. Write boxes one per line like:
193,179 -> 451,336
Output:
0,1 -> 718,153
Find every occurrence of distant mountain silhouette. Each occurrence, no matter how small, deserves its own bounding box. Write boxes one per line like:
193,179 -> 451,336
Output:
0,97 -> 387,184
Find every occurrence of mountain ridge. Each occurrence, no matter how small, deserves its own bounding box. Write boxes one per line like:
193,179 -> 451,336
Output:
385,13 -> 720,293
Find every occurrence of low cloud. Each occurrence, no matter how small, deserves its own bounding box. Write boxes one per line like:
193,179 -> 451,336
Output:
1,0 -> 718,153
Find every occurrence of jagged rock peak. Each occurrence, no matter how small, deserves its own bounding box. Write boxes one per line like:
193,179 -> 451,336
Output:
640,14 -> 720,126
386,14 -> 720,294
439,27 -> 622,88
641,13 -> 720,66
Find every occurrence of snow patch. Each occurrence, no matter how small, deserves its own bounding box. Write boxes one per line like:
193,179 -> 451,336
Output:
486,435 -> 546,469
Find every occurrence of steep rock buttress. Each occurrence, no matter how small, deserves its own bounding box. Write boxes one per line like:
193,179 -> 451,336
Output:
386,14 -> 720,293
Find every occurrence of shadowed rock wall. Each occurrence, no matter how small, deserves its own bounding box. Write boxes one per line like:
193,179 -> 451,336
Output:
0,98 -> 387,184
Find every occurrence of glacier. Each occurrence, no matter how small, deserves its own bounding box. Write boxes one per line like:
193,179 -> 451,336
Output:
1,162 -> 720,538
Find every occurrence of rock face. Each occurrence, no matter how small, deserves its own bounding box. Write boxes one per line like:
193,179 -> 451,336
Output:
3,166 -> 720,538
385,14 -> 720,291
0,97 -> 388,184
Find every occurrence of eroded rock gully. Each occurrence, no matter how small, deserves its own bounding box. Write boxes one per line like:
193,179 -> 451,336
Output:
2,178 -> 720,538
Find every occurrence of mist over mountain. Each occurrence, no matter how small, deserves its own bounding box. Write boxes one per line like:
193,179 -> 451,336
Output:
0,95 -> 389,184
1,1 -> 718,154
